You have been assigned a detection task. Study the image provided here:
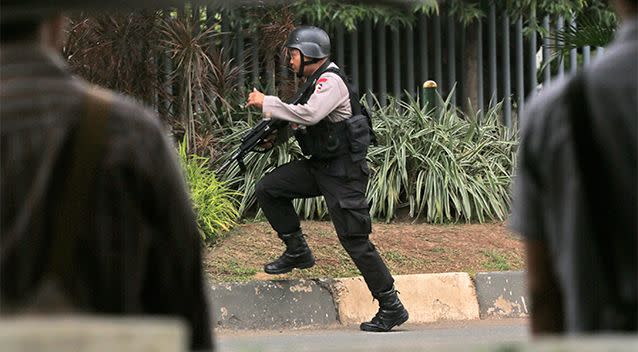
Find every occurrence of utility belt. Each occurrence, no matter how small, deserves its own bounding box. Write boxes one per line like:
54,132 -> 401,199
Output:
295,113 -> 370,161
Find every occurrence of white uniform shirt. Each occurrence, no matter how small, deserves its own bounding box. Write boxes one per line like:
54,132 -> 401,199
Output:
262,63 -> 352,125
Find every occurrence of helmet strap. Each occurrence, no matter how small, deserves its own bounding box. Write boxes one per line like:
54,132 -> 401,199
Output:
297,53 -> 305,78
297,53 -> 323,78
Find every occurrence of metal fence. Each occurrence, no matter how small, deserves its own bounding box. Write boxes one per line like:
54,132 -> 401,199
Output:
195,4 -> 604,128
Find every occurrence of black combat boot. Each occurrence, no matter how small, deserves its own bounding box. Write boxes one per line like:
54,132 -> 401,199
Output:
360,286 -> 409,332
264,230 -> 315,274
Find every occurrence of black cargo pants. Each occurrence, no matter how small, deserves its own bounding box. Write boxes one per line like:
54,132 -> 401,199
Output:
255,155 -> 394,294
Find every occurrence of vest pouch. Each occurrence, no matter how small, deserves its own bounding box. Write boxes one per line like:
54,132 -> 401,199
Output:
323,125 -> 341,153
346,114 -> 371,160
296,120 -> 349,159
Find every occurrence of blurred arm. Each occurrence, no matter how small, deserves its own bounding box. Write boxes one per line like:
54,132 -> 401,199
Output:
526,240 -> 565,335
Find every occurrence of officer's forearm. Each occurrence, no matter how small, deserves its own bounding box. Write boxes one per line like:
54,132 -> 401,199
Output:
263,95 -> 330,125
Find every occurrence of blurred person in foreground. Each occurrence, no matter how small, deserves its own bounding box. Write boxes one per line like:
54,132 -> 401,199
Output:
510,0 -> 637,335
0,2 -> 213,350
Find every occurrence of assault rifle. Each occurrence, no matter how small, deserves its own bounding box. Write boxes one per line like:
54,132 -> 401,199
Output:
218,63 -> 329,173
217,119 -> 288,173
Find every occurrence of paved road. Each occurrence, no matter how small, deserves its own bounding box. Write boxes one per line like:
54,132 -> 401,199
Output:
216,319 -> 529,352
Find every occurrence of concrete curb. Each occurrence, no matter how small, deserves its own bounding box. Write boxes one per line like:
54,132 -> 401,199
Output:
210,271 -> 527,330
209,279 -> 338,330
333,273 -> 479,324
475,271 -> 529,319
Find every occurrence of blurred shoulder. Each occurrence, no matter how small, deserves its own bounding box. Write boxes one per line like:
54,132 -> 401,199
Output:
520,78 -> 570,145
82,84 -> 176,169
94,87 -> 164,135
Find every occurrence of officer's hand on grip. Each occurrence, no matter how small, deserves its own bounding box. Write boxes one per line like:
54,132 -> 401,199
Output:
256,131 -> 278,152
246,88 -> 265,110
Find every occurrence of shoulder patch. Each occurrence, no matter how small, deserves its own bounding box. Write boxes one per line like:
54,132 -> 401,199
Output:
315,77 -> 330,93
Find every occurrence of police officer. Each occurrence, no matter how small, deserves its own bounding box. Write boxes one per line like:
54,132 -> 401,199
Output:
246,26 -> 408,332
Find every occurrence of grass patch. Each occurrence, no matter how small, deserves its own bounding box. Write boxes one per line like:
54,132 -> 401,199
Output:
481,249 -> 512,271
217,259 -> 258,281
383,250 -> 409,263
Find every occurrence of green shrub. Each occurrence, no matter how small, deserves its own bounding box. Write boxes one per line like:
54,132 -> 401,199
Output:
213,115 -> 327,220
367,94 -> 517,223
178,143 -> 241,242
215,94 -> 517,224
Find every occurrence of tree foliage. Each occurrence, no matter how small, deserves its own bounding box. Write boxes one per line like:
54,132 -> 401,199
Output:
284,0 -> 616,32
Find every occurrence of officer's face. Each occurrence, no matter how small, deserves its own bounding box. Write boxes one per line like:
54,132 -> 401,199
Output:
288,49 -> 301,72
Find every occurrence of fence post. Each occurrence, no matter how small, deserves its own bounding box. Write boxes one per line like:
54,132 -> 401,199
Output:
423,80 -> 438,116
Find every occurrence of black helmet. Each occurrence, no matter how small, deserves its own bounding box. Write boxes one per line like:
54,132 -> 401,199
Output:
286,26 -> 330,59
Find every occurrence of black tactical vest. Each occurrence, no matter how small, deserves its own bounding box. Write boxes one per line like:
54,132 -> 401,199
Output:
291,63 -> 372,160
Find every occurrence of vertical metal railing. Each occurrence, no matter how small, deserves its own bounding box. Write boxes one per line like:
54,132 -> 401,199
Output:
583,45 -> 591,66
377,22 -> 388,106
168,5 -> 601,127
502,14 -> 512,128
527,14 -> 538,98
363,18 -> 374,103
419,14 -> 429,89
433,15 -> 443,91
488,3 -> 498,106
447,14 -> 456,105
349,30 -> 359,91
476,20 -> 484,119
570,15 -> 578,74
392,29 -> 401,99
542,16 -> 552,86
335,24 -> 345,70
406,25 -> 416,98
515,17 -> 525,120
557,16 -> 565,79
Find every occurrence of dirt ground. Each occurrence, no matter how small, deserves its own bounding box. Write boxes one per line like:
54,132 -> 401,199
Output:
204,220 -> 525,283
